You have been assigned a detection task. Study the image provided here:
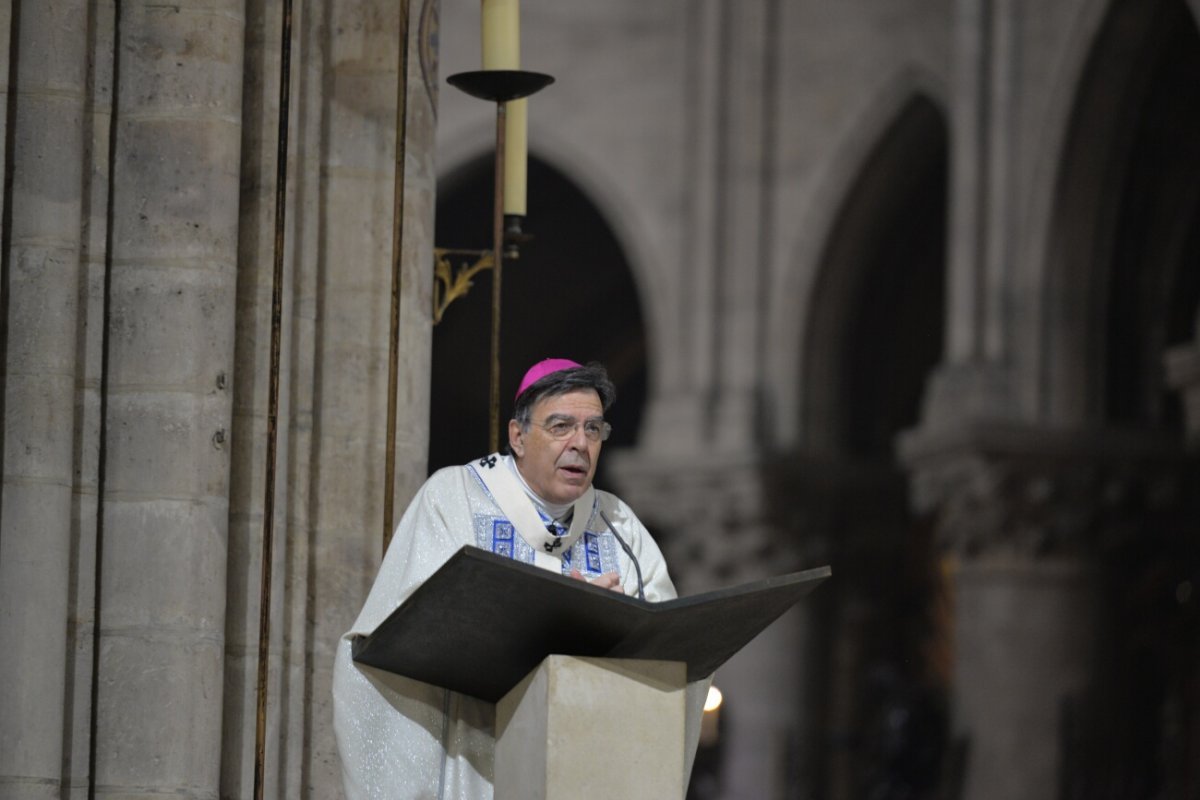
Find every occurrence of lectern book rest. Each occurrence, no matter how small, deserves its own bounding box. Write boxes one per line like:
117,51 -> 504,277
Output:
350,544 -> 830,700
352,546 -> 830,702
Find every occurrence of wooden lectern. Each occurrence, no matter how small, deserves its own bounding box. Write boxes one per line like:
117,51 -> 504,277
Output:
353,547 -> 829,799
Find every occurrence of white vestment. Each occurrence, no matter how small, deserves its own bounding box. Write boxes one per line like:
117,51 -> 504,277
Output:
332,454 -> 708,800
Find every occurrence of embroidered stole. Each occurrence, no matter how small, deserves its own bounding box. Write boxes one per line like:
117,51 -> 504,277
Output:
469,453 -> 595,573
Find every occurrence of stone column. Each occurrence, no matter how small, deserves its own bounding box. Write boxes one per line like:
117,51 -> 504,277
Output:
278,3 -> 330,791
951,556 -> 1099,799
304,0 -> 438,794
65,3 -> 118,796
219,0 -> 301,794
0,2 -> 89,797
610,450 -> 825,800
0,0 -> 10,231
640,0 -> 781,452
901,424 -> 1194,800
709,0 -> 779,448
640,0 -> 722,451
92,2 -> 244,797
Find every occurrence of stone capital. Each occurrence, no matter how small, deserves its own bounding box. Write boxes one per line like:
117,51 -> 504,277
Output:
899,423 -> 1198,558
606,447 -> 905,591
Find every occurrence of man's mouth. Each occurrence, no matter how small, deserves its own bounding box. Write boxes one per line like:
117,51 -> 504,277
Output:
558,463 -> 588,478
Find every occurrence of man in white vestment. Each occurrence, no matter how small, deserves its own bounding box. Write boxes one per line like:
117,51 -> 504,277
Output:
332,359 -> 707,799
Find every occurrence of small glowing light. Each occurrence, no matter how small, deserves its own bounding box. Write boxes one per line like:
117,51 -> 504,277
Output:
704,685 -> 724,712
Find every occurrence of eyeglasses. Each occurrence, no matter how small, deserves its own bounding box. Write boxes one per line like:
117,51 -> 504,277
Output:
535,416 -> 612,442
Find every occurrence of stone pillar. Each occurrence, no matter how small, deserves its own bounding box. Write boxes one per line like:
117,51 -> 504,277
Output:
951,556 -> 1099,799
304,0 -> 438,794
92,2 -> 244,797
0,0 -> 11,231
901,424 -> 1194,800
220,0 -> 439,795
640,0 -> 721,451
219,0 -> 301,794
710,0 -> 779,448
66,3 -> 119,797
279,4 -> 332,791
641,0 -> 780,452
0,2 -> 89,797
610,450 -> 824,800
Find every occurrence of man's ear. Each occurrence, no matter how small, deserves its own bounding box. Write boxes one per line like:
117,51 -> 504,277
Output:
507,419 -> 524,457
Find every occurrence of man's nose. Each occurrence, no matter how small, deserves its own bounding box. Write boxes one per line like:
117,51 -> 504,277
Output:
566,423 -> 589,448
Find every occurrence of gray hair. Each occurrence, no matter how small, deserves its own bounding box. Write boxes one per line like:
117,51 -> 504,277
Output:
512,362 -> 616,430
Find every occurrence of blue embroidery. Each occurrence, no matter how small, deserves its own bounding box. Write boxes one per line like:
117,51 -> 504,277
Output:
474,515 -> 534,564
470,492 -> 621,578
584,532 -> 602,573
491,520 -> 515,558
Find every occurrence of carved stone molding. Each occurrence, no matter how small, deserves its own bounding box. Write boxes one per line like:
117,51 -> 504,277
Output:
606,450 -> 796,591
899,423 -> 1199,558
606,448 -> 906,592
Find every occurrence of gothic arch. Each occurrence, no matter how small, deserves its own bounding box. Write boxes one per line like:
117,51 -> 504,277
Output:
782,90 -> 951,799
429,153 -> 650,489
436,128 -> 672,390
796,93 -> 949,456
1039,0 -> 1200,425
768,68 -> 949,446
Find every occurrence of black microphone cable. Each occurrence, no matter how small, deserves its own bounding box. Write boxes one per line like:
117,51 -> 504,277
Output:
599,509 -> 645,601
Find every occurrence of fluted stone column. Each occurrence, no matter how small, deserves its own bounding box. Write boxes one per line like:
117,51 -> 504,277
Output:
219,0 -> 304,795
0,2 -> 89,797
304,0 -> 439,794
901,424 -> 1195,800
215,1 -> 440,795
92,2 -> 244,797
0,1 -> 10,231
65,4 -> 119,797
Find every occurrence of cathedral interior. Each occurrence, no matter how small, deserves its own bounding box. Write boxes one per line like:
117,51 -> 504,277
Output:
1,0 -> 1199,798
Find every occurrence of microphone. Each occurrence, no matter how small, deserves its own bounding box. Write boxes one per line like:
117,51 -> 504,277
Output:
599,509 -> 645,601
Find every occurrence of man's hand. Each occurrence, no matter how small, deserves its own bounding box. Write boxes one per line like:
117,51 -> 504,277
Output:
570,569 -> 623,593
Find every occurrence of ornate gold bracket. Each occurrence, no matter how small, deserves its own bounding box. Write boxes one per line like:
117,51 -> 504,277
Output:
432,247 -> 495,324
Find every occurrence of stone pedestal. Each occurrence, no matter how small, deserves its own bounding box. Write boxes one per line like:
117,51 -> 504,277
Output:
495,656 -> 687,800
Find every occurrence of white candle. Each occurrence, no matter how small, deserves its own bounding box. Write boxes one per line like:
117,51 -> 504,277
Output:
505,98 -> 527,215
481,0 -> 519,70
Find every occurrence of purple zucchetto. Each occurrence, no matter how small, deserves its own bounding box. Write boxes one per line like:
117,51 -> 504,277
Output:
514,358 -> 582,401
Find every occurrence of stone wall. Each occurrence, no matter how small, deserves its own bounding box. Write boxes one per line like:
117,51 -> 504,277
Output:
0,1 -> 436,797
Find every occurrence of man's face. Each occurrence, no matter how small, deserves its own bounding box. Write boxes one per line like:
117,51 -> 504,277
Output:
509,389 -> 605,505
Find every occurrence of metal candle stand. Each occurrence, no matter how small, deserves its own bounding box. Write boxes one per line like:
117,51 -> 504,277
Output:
435,69 -> 555,453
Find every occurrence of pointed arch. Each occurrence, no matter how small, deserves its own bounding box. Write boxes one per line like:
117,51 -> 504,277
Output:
429,154 -> 650,488
797,93 -> 949,456
768,68 -> 949,446
1039,0 -> 1200,426
436,126 -> 674,400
